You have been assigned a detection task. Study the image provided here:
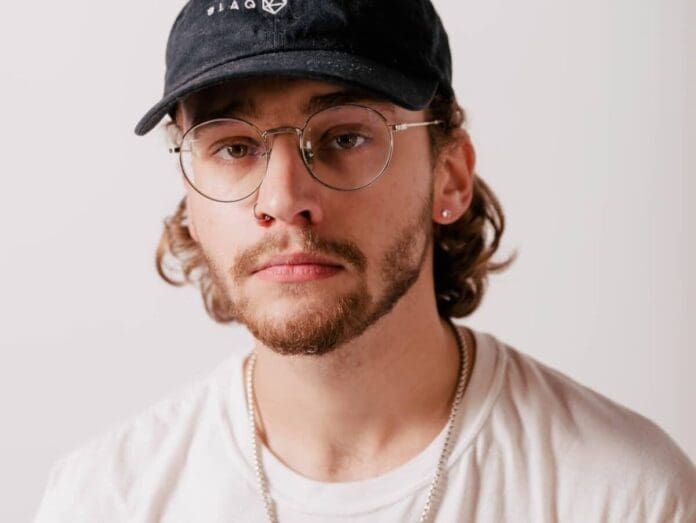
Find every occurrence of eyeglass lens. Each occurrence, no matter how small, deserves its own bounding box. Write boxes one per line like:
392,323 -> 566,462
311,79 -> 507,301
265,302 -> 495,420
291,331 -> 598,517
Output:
179,105 -> 392,202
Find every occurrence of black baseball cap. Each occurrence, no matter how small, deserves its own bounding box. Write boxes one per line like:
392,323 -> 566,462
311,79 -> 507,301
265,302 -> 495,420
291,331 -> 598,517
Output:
134,0 -> 454,136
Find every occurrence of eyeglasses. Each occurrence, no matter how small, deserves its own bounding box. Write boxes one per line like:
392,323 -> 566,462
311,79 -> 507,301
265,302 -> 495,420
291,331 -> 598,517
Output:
170,103 -> 443,203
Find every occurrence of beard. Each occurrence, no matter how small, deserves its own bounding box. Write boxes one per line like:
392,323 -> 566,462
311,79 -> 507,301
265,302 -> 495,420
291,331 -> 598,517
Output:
204,193 -> 433,356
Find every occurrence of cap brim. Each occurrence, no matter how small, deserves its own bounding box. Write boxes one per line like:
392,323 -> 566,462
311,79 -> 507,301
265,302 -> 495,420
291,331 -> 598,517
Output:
134,50 -> 439,136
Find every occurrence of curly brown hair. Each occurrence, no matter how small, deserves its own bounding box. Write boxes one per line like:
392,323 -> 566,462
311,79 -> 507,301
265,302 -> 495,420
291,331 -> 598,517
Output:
156,89 -> 517,322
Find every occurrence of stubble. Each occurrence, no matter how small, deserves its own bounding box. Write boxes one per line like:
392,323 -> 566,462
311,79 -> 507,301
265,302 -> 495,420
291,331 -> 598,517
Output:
205,193 -> 434,356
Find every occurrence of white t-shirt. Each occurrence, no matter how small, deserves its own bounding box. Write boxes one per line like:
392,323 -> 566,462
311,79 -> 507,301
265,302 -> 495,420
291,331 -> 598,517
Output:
34,326 -> 696,522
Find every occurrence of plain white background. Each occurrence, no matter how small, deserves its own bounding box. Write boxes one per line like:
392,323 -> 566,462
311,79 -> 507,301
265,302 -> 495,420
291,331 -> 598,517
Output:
1,0 -> 693,520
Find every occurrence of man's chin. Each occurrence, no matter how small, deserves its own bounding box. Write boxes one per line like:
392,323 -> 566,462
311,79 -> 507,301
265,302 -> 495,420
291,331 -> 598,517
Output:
238,290 -> 373,356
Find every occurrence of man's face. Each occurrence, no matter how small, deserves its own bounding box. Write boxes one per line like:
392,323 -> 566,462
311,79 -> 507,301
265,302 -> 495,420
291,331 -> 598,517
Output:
178,76 -> 438,356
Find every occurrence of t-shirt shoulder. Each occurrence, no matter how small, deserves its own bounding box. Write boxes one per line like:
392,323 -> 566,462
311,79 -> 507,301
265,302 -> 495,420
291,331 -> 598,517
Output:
34,351 -> 248,522
493,338 -> 696,521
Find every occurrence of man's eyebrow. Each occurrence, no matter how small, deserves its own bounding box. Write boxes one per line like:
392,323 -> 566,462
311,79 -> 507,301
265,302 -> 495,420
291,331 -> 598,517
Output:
191,88 -> 394,126
192,98 -> 258,125
300,89 -> 394,116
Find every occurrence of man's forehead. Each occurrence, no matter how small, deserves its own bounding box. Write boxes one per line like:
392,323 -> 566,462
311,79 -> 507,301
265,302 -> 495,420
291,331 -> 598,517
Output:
179,76 -> 404,127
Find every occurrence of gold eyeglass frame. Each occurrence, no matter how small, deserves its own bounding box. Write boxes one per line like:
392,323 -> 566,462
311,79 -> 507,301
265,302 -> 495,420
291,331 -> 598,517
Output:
169,103 -> 443,203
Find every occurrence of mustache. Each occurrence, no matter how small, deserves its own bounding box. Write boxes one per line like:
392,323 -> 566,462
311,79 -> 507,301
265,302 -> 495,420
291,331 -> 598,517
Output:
231,228 -> 367,279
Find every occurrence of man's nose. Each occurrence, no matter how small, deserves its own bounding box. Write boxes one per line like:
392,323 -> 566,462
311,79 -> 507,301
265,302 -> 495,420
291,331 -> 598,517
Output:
252,131 -> 324,226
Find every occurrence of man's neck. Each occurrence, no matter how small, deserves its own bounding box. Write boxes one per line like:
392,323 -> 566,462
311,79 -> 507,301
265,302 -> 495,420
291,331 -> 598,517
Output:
247,285 -> 473,482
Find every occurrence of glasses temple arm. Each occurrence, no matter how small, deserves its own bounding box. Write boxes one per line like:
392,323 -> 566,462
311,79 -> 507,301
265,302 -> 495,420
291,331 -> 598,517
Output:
390,120 -> 444,133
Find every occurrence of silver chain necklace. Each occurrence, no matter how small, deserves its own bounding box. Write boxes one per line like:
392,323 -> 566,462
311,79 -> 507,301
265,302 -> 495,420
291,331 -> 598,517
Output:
244,319 -> 472,523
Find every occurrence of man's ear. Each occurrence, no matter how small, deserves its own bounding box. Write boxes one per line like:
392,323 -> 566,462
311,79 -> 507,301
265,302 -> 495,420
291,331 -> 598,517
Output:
184,194 -> 200,243
175,103 -> 200,244
432,128 -> 476,224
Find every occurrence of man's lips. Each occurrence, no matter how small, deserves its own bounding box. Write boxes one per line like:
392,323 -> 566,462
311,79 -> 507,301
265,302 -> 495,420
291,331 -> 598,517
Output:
251,253 -> 344,274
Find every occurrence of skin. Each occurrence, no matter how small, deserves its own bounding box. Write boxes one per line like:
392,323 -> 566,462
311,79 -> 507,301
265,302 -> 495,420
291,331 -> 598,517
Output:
176,75 -> 477,481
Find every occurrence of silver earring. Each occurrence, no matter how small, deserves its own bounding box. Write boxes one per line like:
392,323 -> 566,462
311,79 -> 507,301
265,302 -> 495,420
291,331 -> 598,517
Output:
253,203 -> 271,222
441,209 -> 453,220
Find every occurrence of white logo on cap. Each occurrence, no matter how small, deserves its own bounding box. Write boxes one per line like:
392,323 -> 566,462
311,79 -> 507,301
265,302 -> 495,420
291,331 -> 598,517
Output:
262,0 -> 287,15
207,0 -> 287,16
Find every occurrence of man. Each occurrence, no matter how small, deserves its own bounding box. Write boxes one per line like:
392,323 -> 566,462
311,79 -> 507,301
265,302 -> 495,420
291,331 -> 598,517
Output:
35,0 -> 695,522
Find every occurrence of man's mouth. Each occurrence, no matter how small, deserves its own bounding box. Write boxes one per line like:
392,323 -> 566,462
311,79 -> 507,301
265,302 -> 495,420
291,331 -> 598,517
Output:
251,252 -> 345,283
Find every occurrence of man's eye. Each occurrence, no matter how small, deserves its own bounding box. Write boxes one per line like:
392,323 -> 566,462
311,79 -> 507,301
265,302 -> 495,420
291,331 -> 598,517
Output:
325,133 -> 369,151
211,140 -> 262,160
219,144 -> 250,159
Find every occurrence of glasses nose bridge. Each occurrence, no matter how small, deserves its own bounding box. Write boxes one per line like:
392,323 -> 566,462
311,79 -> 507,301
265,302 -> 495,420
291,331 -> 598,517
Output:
261,126 -> 305,151
260,126 -> 315,172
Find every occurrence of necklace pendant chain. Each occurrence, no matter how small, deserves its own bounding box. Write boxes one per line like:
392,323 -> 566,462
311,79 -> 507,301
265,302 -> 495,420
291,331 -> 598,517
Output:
244,318 -> 472,523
